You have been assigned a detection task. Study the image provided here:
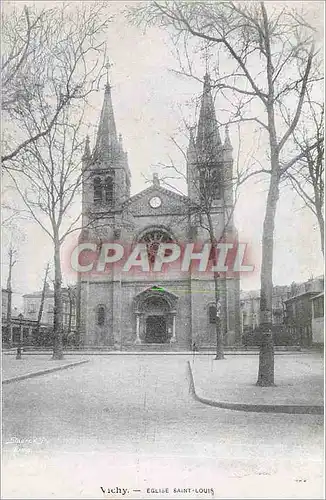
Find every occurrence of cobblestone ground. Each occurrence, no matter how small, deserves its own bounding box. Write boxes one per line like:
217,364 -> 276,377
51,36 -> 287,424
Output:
2,355 -> 324,499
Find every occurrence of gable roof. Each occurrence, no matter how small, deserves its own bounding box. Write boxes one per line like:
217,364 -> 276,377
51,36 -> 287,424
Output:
124,184 -> 188,207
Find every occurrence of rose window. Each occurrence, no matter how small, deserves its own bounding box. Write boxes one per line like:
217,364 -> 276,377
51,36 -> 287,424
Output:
141,230 -> 173,264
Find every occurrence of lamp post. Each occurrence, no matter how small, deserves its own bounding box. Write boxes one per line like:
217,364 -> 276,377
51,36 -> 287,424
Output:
214,299 -> 223,360
16,313 -> 24,360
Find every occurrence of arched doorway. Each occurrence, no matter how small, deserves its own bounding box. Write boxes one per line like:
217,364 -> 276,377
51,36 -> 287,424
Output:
143,295 -> 170,343
134,286 -> 179,345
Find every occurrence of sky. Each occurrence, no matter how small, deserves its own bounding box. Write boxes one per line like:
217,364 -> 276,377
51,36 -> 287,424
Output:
2,1 -> 324,309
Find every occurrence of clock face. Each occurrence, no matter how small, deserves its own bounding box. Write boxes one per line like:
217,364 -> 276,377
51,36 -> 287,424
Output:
149,196 -> 162,208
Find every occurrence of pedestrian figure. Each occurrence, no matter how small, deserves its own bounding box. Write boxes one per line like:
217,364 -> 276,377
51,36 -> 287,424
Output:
192,341 -> 198,363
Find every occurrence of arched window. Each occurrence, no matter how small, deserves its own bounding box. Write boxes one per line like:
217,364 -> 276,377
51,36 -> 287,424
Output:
211,168 -> 221,199
199,165 -> 221,200
199,169 -> 207,200
94,177 -> 102,205
97,305 -> 105,326
209,304 -> 217,324
105,177 -> 114,205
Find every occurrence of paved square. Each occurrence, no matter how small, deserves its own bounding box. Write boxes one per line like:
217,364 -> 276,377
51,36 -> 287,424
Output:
2,355 -> 324,499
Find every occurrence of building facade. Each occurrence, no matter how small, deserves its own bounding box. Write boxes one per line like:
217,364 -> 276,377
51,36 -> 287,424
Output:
77,74 -> 241,350
240,285 -> 290,332
311,292 -> 324,345
2,288 -> 39,346
284,276 -> 324,347
23,284 -> 77,336
2,288 -> 9,321
240,278 -> 324,346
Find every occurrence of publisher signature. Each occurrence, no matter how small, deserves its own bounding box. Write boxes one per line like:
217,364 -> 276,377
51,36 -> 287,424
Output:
5,436 -> 48,446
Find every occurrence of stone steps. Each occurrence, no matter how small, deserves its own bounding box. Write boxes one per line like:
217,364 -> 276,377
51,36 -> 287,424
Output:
121,343 -> 187,352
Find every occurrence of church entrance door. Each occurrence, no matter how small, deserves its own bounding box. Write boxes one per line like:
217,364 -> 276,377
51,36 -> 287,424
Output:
145,315 -> 167,343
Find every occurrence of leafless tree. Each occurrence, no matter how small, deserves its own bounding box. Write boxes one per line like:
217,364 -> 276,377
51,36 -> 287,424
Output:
5,246 -> 18,347
6,103 -> 86,358
1,2 -> 112,165
35,263 -> 50,342
154,117 -> 262,359
129,1 -> 323,385
66,285 -> 77,340
3,3 -> 118,359
284,96 -> 324,255
6,104 -> 135,358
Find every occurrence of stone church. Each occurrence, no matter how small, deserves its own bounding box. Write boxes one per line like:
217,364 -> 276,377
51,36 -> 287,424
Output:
77,74 -> 240,350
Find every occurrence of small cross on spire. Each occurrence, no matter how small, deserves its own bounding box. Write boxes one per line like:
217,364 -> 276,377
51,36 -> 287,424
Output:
105,58 -> 113,87
153,172 -> 160,187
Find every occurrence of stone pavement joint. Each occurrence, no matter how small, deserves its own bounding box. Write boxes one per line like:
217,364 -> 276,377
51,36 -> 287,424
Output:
2,360 -> 90,385
188,361 -> 324,415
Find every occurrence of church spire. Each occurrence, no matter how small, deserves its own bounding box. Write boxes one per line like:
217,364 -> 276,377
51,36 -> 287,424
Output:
196,73 -> 221,155
187,126 -> 197,162
93,83 -> 119,161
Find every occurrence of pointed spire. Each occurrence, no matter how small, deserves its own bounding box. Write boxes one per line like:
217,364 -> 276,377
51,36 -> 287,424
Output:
187,126 -> 196,161
196,73 -> 221,155
93,84 -> 119,161
82,135 -> 91,160
105,58 -> 113,87
224,125 -> 232,150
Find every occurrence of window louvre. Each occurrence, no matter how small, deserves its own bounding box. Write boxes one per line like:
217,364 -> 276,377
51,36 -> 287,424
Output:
94,177 -> 102,204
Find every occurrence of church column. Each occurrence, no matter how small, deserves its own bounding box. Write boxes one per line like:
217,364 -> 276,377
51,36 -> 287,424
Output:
170,310 -> 176,342
135,311 -> 142,345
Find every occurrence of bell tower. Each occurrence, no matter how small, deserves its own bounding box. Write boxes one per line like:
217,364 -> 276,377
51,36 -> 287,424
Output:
186,73 -> 234,230
81,80 -> 131,230
187,74 -> 227,204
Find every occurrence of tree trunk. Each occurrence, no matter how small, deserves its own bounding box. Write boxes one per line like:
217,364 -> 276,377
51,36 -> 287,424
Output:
6,248 -> 16,347
207,214 -> 224,360
36,263 -> 50,342
257,167 -> 279,386
68,294 -> 73,337
6,287 -> 12,347
76,274 -> 82,347
52,239 -> 64,360
316,207 -> 324,256
214,271 -> 224,360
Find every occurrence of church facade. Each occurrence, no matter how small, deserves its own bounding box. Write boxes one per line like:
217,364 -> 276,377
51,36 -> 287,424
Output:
77,75 -> 241,350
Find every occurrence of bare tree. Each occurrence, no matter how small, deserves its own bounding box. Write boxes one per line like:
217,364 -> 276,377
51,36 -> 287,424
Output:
158,135 -> 230,359
6,103 -> 134,358
7,105 -> 84,358
285,96 -> 324,255
35,263 -> 50,343
3,3 -> 117,359
129,1 -> 323,385
66,285 -> 77,344
1,2 -> 112,165
155,115 -> 261,359
5,246 -> 18,347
